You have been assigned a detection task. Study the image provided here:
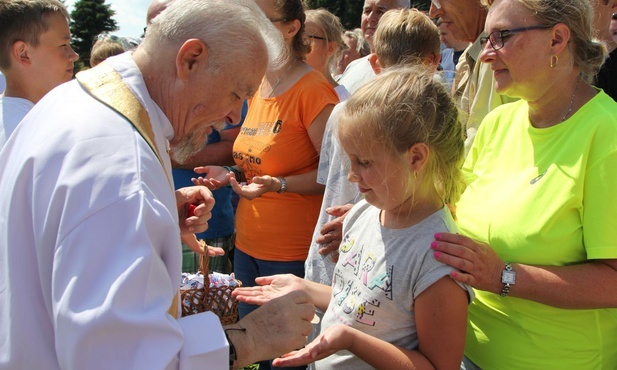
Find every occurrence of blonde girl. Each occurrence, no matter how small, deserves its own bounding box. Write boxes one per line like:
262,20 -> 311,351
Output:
233,66 -> 473,370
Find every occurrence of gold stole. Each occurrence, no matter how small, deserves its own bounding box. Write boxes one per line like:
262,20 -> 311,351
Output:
76,62 -> 180,319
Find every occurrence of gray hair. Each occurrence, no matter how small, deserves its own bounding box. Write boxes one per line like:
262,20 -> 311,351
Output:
143,0 -> 285,73
344,29 -> 371,57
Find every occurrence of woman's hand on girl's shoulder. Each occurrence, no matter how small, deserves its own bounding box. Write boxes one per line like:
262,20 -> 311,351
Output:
431,232 -> 504,293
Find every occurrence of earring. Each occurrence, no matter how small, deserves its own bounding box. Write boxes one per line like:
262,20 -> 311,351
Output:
550,55 -> 558,68
413,172 -> 418,180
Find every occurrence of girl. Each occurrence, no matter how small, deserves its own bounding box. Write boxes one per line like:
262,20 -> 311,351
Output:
233,66 -> 473,370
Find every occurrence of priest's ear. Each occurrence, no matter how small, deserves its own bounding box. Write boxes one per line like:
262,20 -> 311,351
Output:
176,38 -> 209,80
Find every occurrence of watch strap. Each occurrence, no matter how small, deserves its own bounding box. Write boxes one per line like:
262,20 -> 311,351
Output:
500,262 -> 516,297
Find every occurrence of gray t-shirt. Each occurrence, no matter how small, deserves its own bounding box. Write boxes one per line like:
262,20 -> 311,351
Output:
316,201 -> 473,370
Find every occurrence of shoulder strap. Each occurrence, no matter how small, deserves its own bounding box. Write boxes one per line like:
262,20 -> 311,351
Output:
76,62 -> 166,169
76,62 -> 179,319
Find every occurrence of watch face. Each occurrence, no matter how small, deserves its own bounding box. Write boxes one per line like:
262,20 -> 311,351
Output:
502,270 -> 516,284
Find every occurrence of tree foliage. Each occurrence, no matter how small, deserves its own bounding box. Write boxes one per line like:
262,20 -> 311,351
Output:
70,0 -> 118,67
305,0 -> 363,30
305,0 -> 432,30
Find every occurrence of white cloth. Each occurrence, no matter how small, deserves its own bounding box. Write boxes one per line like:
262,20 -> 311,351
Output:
0,52 -> 227,370
306,102 -> 362,287
337,56 -> 376,95
0,96 -> 34,150
334,84 -> 350,102
0,71 -> 5,94
440,46 -> 455,90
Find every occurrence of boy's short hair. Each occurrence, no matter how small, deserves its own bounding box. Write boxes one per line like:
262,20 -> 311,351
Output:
374,9 -> 441,68
0,0 -> 70,70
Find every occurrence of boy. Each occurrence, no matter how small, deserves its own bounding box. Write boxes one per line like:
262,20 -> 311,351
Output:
0,0 -> 79,149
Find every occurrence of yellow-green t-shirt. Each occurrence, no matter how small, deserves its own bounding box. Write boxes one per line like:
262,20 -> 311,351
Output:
458,91 -> 617,369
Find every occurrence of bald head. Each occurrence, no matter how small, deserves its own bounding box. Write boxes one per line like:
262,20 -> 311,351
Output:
146,0 -> 173,25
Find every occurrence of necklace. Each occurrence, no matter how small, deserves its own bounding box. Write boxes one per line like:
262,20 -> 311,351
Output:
561,76 -> 581,122
267,59 -> 296,98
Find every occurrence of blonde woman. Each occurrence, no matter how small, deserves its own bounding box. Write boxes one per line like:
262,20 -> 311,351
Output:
305,8 -> 349,100
193,5 -> 338,369
430,0 -> 617,367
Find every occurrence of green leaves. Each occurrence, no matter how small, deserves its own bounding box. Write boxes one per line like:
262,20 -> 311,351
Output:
70,0 -> 118,69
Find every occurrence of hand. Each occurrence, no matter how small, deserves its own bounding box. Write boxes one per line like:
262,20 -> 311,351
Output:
232,290 -> 316,367
192,165 -> 232,190
230,175 -> 278,200
273,324 -> 354,367
179,234 -> 225,256
176,185 -> 214,235
431,232 -> 504,294
315,204 -> 353,262
232,274 -> 306,306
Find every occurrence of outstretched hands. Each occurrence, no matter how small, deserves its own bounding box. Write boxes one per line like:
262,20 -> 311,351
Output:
228,175 -> 279,200
192,165 -> 232,190
232,274 -> 306,306
192,166 -> 281,200
431,232 -> 504,294
272,324 -> 354,367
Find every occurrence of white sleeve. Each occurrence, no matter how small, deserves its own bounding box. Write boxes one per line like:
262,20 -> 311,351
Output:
51,190 -> 228,369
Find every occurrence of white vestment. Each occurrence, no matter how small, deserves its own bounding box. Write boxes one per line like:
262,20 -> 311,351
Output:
0,71 -> 5,94
0,96 -> 34,150
0,52 -> 227,370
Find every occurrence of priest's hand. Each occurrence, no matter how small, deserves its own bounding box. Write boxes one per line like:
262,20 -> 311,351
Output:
225,291 -> 315,368
176,186 -> 215,253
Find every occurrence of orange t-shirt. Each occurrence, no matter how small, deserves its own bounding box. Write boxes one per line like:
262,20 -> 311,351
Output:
233,70 -> 339,261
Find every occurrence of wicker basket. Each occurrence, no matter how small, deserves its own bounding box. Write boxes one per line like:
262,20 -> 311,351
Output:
180,252 -> 241,325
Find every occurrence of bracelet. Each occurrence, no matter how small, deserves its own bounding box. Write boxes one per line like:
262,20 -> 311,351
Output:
500,262 -> 516,297
224,326 -> 246,370
276,177 -> 287,194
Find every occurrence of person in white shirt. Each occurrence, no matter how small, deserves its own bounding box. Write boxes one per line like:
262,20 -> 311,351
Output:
0,0 -> 79,149
0,1 -> 315,369
336,0 -> 410,94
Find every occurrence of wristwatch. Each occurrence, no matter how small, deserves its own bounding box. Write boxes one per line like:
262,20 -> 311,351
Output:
500,262 -> 516,297
277,177 -> 287,194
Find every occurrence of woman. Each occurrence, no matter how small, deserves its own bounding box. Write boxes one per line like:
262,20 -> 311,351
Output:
194,0 -> 337,347
304,8 -> 349,101
430,0 -> 617,368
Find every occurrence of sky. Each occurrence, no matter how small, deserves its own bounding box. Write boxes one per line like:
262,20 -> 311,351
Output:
64,0 -> 152,38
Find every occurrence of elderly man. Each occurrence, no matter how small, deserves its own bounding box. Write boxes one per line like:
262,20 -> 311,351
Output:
430,0 -> 517,153
146,0 -> 172,24
337,0 -> 411,94
0,0 -> 315,369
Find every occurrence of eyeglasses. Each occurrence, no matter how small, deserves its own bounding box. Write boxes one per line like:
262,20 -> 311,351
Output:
431,0 -> 442,9
268,17 -> 287,23
480,25 -> 553,51
307,35 -> 326,41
